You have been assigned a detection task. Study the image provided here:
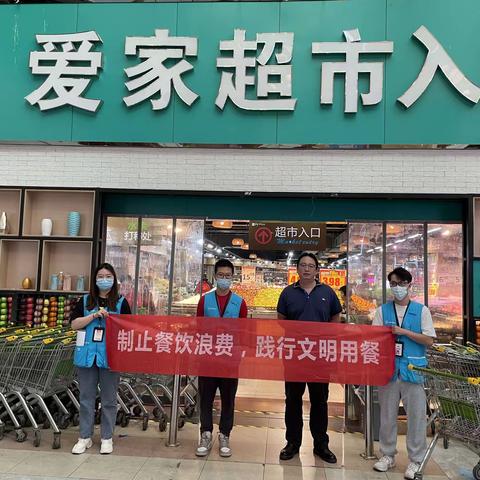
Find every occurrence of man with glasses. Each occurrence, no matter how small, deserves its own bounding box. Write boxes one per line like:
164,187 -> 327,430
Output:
195,259 -> 248,458
277,252 -> 342,463
372,267 -> 435,480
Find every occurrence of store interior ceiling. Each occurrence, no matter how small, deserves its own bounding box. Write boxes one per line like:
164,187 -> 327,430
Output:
203,219 -> 348,268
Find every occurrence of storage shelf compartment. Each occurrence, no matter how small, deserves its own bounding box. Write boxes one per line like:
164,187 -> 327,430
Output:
0,189 -> 22,236
0,240 -> 39,290
475,198 -> 480,257
41,240 -> 92,292
23,189 -> 95,237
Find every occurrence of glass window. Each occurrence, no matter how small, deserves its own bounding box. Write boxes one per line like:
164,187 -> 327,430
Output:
104,216 -> 139,309
347,223 -> 383,324
171,219 -> 205,316
385,223 -> 424,304
427,224 -> 463,342
137,218 -> 173,315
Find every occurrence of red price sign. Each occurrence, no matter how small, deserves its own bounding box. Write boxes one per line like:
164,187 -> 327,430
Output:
320,269 -> 346,290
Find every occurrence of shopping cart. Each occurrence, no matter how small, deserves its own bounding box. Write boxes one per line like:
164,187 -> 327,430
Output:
408,357 -> 480,480
0,328 -> 76,448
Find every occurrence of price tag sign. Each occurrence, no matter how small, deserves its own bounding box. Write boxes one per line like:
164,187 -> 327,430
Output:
320,269 -> 346,290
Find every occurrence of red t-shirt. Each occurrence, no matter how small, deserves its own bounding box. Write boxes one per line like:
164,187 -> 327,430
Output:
197,291 -> 248,318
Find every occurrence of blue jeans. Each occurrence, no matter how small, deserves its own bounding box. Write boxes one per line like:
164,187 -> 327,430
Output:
77,365 -> 119,440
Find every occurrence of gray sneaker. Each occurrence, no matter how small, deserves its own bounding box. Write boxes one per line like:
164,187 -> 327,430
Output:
218,432 -> 232,457
196,431 -> 213,457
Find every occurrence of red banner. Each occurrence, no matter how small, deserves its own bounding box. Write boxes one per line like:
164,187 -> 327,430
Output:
106,315 -> 395,385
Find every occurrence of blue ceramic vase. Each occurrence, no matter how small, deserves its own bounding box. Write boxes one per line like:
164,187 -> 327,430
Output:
67,211 -> 81,236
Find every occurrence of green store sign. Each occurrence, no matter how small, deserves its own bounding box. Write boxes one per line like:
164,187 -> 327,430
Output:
1,0 -> 480,144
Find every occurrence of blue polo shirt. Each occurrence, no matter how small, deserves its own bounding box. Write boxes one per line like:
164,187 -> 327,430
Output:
277,281 -> 342,322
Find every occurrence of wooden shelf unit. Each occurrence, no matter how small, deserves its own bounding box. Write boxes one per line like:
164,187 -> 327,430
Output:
23,189 -> 95,238
0,189 -> 22,236
40,240 -> 92,293
0,239 -> 39,291
0,187 -> 96,295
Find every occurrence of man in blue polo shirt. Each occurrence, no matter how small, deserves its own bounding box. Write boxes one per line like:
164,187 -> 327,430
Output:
277,252 -> 342,463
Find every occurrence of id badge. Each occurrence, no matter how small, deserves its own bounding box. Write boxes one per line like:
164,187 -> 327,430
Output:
395,341 -> 404,357
92,327 -> 105,343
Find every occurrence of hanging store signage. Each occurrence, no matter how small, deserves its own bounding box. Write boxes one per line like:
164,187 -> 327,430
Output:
249,221 -> 327,251
107,314 -> 395,385
2,1 -> 480,144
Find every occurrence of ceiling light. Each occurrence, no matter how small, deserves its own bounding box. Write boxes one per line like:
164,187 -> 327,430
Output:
212,220 -> 233,229
232,238 -> 245,246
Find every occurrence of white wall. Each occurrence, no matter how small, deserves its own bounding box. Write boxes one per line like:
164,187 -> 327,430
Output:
0,144 -> 476,194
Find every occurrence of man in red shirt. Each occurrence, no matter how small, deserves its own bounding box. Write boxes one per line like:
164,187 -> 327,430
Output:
195,259 -> 247,458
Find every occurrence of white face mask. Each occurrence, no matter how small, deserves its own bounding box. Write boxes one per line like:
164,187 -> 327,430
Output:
391,285 -> 408,301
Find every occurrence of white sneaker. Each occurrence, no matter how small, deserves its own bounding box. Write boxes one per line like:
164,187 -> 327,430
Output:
373,455 -> 396,472
72,438 -> 93,454
100,438 -> 113,454
196,431 -> 212,457
404,462 -> 421,480
218,433 -> 232,457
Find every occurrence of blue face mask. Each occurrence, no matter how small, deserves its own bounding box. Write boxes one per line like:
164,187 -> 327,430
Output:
96,278 -> 114,291
216,278 -> 232,291
391,285 -> 408,301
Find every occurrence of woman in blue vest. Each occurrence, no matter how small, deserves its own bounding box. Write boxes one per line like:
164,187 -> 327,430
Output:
372,267 -> 436,480
195,259 -> 248,458
70,263 -> 131,455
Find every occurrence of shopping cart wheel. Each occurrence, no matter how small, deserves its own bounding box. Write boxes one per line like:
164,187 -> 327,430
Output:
473,462 -> 480,480
33,429 -> 41,448
119,412 -> 130,428
59,415 -> 70,430
158,415 -> 167,432
17,414 -> 27,428
443,436 -> 449,449
132,406 -> 142,417
142,415 -> 149,431
413,473 -> 423,480
52,432 -> 61,450
152,407 -> 161,419
185,405 -> 195,418
178,417 -> 185,430
72,413 -> 80,426
15,429 -> 27,443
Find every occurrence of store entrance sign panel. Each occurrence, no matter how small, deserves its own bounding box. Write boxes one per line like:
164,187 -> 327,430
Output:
2,0 -> 480,144
249,221 -> 327,251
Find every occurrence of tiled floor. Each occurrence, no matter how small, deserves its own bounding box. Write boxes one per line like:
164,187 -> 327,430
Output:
0,420 -> 477,480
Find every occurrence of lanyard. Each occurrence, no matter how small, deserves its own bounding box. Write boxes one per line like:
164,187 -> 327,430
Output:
393,301 -> 410,327
215,292 -> 232,318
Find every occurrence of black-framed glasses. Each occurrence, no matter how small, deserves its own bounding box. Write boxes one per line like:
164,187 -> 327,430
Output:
389,281 -> 410,287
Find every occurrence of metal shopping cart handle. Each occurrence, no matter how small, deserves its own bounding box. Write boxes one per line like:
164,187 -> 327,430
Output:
408,364 -> 480,386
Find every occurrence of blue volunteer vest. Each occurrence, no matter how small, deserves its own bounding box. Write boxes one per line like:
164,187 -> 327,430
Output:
382,300 -> 427,384
73,295 -> 124,369
203,291 -> 243,318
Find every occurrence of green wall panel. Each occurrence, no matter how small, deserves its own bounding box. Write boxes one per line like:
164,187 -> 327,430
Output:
102,193 -> 465,222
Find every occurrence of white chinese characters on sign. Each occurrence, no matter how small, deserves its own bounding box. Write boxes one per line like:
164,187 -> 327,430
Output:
312,29 -> 393,113
123,29 -> 198,110
26,31 -> 103,112
116,330 -> 382,366
398,25 -> 480,108
25,25 -> 480,114
216,29 -> 296,111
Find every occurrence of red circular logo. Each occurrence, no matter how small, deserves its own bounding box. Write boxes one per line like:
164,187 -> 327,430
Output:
255,227 -> 273,245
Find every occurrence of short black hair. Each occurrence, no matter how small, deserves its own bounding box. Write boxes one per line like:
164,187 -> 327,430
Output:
339,285 -> 346,296
296,252 -> 319,269
387,267 -> 412,283
215,259 -> 234,274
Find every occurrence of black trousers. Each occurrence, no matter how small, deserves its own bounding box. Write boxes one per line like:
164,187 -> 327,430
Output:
285,381 -> 329,448
199,376 -> 238,436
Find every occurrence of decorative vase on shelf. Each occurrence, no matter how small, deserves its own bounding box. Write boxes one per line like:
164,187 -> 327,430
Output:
41,218 -> 53,236
67,211 -> 81,237
0,211 -> 7,235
